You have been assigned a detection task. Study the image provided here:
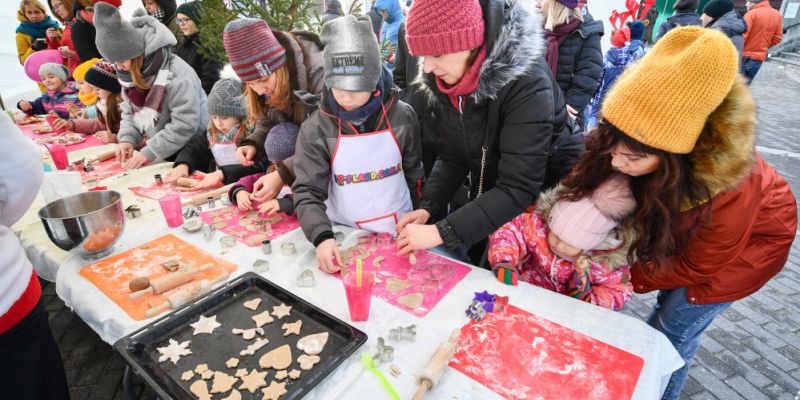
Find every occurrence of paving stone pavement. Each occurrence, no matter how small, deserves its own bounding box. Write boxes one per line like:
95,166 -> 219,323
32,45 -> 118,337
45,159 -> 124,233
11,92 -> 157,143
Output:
40,61 -> 800,399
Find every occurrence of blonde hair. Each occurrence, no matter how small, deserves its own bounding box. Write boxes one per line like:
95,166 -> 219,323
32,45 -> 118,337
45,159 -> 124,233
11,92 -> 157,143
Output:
130,55 -> 152,91
544,1 -> 583,31
19,0 -> 48,16
244,65 -> 291,124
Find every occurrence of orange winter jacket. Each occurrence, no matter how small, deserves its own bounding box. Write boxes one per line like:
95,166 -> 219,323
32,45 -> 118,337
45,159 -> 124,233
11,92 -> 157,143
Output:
743,1 -> 783,61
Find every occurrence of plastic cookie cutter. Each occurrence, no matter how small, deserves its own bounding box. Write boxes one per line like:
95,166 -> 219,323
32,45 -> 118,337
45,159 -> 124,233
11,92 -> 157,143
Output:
253,259 -> 270,273
474,290 -> 497,313
296,269 -> 315,287
219,195 -> 230,206
465,299 -> 487,321
388,325 -> 417,342
374,337 -> 394,364
493,295 -> 509,314
125,205 -> 142,219
202,224 -> 215,242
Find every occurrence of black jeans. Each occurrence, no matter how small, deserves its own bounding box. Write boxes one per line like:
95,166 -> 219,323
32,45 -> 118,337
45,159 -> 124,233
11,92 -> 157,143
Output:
0,299 -> 69,400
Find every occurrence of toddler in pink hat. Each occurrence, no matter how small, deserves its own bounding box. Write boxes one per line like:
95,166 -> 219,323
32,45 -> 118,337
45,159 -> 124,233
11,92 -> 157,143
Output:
488,174 -> 637,310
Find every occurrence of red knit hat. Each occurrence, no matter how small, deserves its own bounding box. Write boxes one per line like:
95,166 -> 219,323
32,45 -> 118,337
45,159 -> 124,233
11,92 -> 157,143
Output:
94,0 -> 122,8
223,18 -> 287,82
405,0 -> 485,57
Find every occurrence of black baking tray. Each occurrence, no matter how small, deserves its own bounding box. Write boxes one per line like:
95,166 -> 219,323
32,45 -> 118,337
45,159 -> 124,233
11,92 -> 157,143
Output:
114,272 -> 368,399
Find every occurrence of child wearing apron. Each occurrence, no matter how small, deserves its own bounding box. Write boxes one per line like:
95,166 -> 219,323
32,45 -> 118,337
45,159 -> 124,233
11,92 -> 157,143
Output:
292,15 -> 425,273
165,78 -> 264,188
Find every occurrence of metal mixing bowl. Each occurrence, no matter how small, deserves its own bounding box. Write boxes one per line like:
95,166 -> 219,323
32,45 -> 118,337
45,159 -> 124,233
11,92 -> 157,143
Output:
38,191 -> 126,260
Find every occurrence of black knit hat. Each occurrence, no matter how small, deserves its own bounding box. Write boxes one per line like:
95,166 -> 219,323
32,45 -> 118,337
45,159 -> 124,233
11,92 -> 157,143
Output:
703,0 -> 734,18
674,0 -> 699,12
85,60 -> 122,93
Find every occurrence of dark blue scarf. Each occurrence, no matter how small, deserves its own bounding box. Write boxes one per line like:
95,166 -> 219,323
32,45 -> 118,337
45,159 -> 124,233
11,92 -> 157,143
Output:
326,68 -> 387,126
16,16 -> 60,39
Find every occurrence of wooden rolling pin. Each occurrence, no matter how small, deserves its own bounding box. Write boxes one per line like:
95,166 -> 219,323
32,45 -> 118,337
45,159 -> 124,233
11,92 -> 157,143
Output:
145,272 -> 230,318
129,263 -> 212,300
87,149 -> 117,164
181,184 -> 233,207
412,329 -> 461,400
175,177 -> 196,188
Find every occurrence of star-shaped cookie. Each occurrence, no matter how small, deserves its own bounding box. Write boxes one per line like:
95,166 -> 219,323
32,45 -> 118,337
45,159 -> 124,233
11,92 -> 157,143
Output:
271,303 -> 292,319
190,315 -> 221,335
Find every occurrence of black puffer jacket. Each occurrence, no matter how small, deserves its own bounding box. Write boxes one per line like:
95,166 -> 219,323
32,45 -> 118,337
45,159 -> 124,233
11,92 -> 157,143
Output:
414,0 -> 577,251
171,127 -> 266,184
553,16 -> 604,114
172,33 -> 223,94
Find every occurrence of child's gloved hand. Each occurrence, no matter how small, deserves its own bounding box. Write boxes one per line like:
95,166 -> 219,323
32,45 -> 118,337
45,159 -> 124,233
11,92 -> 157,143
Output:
236,190 -> 253,211
492,263 -> 519,286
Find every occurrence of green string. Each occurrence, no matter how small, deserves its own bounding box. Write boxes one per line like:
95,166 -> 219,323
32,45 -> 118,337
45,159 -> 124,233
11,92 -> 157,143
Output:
360,352 -> 401,400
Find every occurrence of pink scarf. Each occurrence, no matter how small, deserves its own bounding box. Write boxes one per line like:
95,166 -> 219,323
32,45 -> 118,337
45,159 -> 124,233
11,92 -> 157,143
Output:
545,18 -> 582,75
436,47 -> 487,111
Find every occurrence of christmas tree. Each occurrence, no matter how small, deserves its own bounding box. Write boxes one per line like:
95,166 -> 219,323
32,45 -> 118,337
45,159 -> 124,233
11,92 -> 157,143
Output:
198,0 -> 320,65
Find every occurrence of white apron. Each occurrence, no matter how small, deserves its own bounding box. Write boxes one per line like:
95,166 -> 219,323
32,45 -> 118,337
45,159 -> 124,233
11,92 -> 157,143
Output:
211,142 -> 239,167
324,104 -> 412,234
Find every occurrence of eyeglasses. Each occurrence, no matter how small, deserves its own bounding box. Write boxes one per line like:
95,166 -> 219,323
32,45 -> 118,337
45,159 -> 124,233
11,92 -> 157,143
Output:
52,2 -> 63,8
176,17 -> 191,24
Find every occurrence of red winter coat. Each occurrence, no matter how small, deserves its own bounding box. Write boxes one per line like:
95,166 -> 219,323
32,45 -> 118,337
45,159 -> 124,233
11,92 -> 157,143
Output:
743,1 -> 783,61
631,82 -> 797,305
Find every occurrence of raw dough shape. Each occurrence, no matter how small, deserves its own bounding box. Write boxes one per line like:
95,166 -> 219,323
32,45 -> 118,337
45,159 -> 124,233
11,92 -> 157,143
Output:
221,389 -> 242,400
212,217 -> 224,224
246,211 -> 259,219
261,381 -> 287,400
252,310 -> 275,327
213,222 -> 227,229
195,364 -> 209,374
190,380 -> 212,400
288,369 -> 301,380
238,369 -> 268,393
282,319 -> 302,336
190,315 -> 221,335
240,338 -> 269,357
210,371 -> 239,394
265,214 -> 284,224
245,234 -> 266,246
244,298 -> 262,310
235,368 -> 249,378
297,354 -> 320,371
271,303 -> 292,319
372,256 -> 385,268
231,231 -> 248,238
385,278 -> 411,293
201,370 -> 214,380
157,339 -> 192,365
181,370 -> 195,381
232,327 -> 265,340
397,292 -> 424,309
258,344 -> 292,370
226,358 -> 240,368
275,370 -> 288,380
296,332 -> 329,356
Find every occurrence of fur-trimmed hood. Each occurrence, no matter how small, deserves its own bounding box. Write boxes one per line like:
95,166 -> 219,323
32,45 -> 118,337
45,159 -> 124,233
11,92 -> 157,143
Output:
413,0 -> 546,104
688,77 -> 756,203
535,184 -> 635,269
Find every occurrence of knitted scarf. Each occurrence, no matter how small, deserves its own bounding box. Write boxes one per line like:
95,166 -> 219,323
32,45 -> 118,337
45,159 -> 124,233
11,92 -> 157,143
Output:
435,46 -> 487,111
16,15 -> 60,38
326,70 -> 386,127
544,18 -> 582,75
207,124 -> 242,145
118,48 -> 172,133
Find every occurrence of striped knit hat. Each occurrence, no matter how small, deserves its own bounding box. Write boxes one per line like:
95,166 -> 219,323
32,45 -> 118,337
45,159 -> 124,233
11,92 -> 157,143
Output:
223,18 -> 287,82
85,60 -> 122,94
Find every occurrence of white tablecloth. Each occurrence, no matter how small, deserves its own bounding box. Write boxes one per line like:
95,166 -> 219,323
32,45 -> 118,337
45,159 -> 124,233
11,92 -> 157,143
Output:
19,157 -> 683,399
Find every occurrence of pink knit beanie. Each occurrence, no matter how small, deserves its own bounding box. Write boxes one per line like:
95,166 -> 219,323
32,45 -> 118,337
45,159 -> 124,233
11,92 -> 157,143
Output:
548,174 -> 636,251
404,0 -> 485,57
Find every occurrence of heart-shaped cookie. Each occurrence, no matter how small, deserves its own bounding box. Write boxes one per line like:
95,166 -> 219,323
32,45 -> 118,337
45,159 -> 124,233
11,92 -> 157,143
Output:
296,332 -> 329,356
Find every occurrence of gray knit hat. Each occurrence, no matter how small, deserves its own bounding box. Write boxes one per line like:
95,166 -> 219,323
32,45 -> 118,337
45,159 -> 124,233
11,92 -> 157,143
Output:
264,123 -> 299,162
39,63 -> 68,83
94,2 -> 146,62
320,14 -> 381,92
208,79 -> 247,118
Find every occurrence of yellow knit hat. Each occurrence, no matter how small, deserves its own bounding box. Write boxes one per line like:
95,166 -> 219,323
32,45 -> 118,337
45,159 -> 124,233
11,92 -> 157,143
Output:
73,58 -> 100,81
601,27 -> 739,154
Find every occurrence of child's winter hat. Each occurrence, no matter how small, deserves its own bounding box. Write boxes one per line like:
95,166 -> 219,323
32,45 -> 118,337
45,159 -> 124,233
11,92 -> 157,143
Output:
176,0 -> 202,24
264,123 -> 299,163
703,0 -> 734,19
556,0 -> 579,8
73,58 -> 100,82
405,0 -> 484,56
629,20 -> 646,42
223,18 -> 286,82
94,2 -> 146,62
85,60 -> 122,93
208,78 -> 247,118
320,15 -> 381,92
549,174 -> 636,251
39,63 -> 68,83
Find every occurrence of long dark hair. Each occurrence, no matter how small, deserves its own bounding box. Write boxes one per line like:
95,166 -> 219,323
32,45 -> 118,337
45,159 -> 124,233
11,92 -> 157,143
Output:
560,122 -> 711,265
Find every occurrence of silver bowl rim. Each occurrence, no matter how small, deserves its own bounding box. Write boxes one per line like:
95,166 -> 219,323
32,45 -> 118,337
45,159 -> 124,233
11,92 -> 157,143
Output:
38,190 -> 124,221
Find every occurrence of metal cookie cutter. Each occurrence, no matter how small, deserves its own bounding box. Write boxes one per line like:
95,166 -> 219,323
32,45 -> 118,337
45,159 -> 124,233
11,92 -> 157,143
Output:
154,173 -> 163,186
220,236 -> 236,250
296,269 -> 315,287
261,240 -> 272,255
206,196 -> 215,208
465,299 -> 487,321
253,259 -> 270,273
281,242 -> 296,256
183,207 -> 200,219
334,231 -> 345,244
374,337 -> 394,365
202,224 -> 216,242
125,205 -> 142,219
388,324 -> 417,342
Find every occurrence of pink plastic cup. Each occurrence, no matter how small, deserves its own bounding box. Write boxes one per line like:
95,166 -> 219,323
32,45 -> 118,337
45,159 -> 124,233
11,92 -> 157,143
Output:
342,270 -> 374,322
46,144 -> 68,170
158,194 -> 184,227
